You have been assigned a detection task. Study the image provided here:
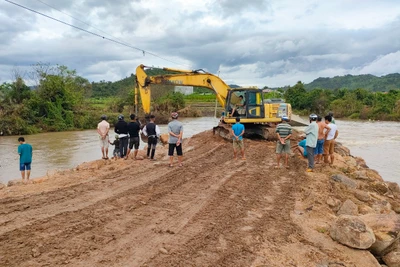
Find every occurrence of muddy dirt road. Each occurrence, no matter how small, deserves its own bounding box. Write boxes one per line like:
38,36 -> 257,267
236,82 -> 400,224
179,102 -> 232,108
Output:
0,131 -> 380,266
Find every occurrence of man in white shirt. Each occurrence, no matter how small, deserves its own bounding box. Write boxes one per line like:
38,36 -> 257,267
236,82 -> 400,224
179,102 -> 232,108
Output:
142,115 -> 161,160
323,115 -> 339,165
97,114 -> 110,159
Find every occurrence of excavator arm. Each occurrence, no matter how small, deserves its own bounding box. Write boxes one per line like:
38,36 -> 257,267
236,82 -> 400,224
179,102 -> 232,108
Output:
135,64 -> 230,113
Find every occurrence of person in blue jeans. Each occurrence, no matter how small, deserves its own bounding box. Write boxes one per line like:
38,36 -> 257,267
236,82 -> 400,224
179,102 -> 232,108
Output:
294,134 -> 307,158
18,137 -> 33,183
231,117 -> 245,160
314,115 -> 328,164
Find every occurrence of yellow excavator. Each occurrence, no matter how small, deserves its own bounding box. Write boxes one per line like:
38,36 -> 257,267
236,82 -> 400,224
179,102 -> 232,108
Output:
135,64 -> 295,140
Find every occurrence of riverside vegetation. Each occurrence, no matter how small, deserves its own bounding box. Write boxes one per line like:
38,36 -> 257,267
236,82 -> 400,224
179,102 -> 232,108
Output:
0,64 -> 399,135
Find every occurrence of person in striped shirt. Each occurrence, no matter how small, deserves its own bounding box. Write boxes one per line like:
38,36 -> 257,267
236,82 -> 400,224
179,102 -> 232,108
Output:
275,116 -> 292,169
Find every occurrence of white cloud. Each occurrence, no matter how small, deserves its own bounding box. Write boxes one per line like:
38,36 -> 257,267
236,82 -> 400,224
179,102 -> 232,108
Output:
0,0 -> 400,87
356,51 -> 400,75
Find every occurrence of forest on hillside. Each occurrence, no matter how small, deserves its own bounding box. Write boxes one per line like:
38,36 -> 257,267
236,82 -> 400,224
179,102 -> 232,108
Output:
285,81 -> 400,120
304,73 -> 400,91
1,64 -> 399,136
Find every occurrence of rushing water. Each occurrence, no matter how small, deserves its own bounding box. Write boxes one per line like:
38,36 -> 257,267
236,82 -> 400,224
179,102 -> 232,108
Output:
0,117 -> 399,184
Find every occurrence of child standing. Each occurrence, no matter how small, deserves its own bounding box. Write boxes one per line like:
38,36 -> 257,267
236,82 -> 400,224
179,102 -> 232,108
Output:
18,137 -> 33,183
109,135 -> 121,159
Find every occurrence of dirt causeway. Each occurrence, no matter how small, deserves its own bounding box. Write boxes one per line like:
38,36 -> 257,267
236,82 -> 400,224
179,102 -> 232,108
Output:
0,131 -> 384,266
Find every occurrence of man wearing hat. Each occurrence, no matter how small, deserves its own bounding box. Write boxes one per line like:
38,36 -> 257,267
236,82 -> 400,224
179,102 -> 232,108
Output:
275,116 -> 292,168
168,112 -> 184,167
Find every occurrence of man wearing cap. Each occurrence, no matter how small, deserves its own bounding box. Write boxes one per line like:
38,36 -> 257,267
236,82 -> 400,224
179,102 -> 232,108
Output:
168,112 -> 184,167
97,114 -> 110,159
114,114 -> 129,158
275,116 -> 292,168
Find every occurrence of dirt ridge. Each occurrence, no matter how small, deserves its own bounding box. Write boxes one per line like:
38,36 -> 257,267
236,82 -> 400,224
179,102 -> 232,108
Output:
0,130 -> 396,266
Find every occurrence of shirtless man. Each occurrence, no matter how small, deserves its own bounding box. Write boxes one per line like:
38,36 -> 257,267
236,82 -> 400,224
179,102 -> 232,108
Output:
323,115 -> 339,165
315,116 -> 330,164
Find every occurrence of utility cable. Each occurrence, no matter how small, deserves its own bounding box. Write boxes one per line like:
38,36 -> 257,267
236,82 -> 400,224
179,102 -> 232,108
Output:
5,0 -> 190,68
34,0 -> 133,48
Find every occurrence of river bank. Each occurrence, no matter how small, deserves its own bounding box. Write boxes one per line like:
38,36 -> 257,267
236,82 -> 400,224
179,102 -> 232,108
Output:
1,117 -> 399,185
1,130 -> 399,266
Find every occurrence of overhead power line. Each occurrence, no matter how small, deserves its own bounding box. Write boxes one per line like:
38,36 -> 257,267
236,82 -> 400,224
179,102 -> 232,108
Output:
5,0 -> 189,68
34,0 -> 133,48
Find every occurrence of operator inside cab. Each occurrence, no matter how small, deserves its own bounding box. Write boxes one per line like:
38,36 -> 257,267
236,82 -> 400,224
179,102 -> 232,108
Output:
230,94 -> 246,117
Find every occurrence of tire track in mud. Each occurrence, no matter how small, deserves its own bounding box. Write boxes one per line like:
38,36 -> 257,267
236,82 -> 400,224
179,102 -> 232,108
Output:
0,133 -> 304,267
142,140 -> 303,267
0,133 -> 220,235
0,133 -> 236,266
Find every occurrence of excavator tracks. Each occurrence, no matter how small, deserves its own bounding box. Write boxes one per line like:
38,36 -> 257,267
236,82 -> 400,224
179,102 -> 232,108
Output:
213,123 -> 278,141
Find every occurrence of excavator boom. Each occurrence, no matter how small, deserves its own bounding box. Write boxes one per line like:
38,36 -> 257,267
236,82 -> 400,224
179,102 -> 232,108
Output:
135,64 -> 229,114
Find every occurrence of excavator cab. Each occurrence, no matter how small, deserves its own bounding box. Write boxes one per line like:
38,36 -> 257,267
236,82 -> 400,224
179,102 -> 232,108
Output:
226,89 -> 265,119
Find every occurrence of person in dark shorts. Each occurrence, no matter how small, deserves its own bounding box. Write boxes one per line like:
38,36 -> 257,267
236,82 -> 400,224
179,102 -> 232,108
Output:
231,117 -> 245,160
275,116 -> 292,168
18,137 -> 33,183
126,114 -> 141,160
142,115 -> 160,160
168,112 -> 184,167
114,114 -> 129,158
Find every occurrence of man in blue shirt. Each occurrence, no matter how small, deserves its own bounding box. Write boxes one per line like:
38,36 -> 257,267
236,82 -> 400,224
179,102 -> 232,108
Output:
294,134 -> 307,158
231,117 -> 245,160
18,137 -> 33,183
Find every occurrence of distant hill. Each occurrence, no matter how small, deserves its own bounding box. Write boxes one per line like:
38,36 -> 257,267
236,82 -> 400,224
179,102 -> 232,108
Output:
304,73 -> 400,91
91,75 -> 135,98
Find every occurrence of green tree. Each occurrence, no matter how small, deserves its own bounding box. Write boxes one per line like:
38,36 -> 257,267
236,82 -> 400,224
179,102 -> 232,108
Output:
284,81 -> 308,110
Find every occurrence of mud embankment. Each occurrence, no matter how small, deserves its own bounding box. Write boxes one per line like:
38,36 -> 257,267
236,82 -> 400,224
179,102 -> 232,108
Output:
0,131 -> 399,266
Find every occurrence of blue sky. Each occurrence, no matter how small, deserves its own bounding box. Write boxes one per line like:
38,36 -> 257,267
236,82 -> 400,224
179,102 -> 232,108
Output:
1,0 -> 400,87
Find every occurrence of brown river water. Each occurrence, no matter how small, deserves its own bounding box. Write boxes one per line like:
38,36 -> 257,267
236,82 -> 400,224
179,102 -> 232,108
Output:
0,117 -> 399,184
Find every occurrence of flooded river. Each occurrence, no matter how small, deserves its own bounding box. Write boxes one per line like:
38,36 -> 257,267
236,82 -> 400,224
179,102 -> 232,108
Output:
0,117 -> 399,184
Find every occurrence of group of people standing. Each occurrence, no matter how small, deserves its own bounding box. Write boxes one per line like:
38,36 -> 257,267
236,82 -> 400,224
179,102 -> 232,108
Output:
276,112 -> 338,172
97,112 -> 184,167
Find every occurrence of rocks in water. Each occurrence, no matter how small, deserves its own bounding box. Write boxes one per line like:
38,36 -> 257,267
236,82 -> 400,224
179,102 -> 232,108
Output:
337,199 -> 359,216
360,214 -> 400,256
366,169 -> 384,182
330,215 -> 375,249
331,174 -> 357,189
334,142 -> 350,156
